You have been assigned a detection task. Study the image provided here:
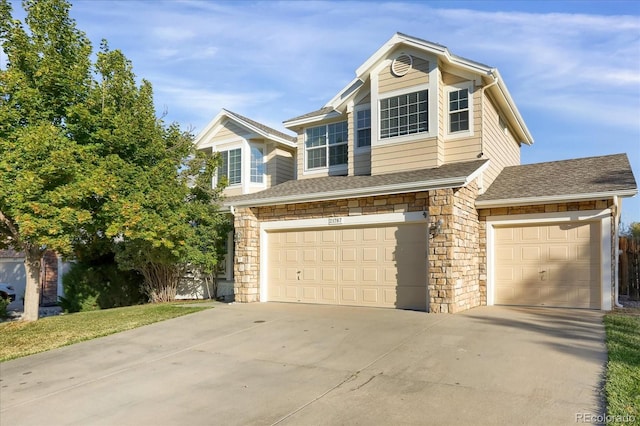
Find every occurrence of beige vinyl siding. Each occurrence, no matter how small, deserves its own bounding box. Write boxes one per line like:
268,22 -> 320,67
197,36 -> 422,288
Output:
371,138 -> 439,175
274,147 -> 295,184
482,93 -> 521,188
353,151 -> 371,175
443,85 -> 482,163
213,120 -> 250,142
442,71 -> 468,85
378,57 -> 429,94
222,186 -> 244,197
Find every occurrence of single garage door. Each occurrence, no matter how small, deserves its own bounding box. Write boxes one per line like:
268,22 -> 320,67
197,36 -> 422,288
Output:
267,223 -> 427,310
494,222 -> 600,309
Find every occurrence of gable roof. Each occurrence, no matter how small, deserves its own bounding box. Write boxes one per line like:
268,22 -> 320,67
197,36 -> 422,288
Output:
195,108 -> 297,149
283,32 -> 533,146
476,153 -> 638,208
225,159 -> 489,207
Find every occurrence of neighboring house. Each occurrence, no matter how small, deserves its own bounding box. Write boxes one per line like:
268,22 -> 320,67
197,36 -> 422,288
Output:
185,109 -> 297,300
221,33 -> 637,312
0,249 -> 68,307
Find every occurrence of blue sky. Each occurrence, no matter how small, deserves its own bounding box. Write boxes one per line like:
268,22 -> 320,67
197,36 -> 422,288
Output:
5,0 -> 640,224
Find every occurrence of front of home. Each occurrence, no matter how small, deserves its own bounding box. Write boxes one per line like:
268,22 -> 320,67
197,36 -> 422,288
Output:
199,33 -> 636,312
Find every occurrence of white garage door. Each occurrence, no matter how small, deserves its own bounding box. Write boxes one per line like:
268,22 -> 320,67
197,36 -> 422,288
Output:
494,222 -> 600,309
267,223 -> 427,310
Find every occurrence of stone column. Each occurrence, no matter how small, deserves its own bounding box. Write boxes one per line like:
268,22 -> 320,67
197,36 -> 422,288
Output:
233,207 -> 260,302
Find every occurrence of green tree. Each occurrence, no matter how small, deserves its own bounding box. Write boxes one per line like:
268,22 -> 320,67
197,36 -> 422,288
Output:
1,0 -> 230,319
0,0 -> 97,321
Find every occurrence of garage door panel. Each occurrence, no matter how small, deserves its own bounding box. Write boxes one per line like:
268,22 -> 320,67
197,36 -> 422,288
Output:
494,222 -> 600,309
522,246 -> 541,261
362,247 -> 378,262
268,223 -> 427,310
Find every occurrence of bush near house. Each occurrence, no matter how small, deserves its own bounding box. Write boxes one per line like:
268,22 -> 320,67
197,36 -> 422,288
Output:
59,257 -> 145,313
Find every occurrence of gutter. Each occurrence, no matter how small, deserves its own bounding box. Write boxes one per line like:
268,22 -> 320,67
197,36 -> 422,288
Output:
227,178 -> 473,209
476,189 -> 638,209
227,162 -> 489,208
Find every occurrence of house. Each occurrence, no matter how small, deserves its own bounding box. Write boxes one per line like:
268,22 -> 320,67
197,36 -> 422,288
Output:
188,109 -> 297,299
218,33 -> 637,312
0,249 -> 67,308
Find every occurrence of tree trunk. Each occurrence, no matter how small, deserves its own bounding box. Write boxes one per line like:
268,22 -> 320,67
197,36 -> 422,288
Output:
23,246 -> 42,321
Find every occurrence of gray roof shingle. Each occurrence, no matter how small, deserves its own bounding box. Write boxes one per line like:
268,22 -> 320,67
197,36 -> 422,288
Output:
284,107 -> 340,124
477,153 -> 637,203
225,159 -> 488,206
224,109 -> 297,143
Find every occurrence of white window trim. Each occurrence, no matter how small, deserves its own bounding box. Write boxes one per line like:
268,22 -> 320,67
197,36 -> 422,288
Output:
370,50 -> 438,148
354,104 -> 371,152
445,81 -> 474,139
303,122 -> 349,174
485,209 -> 612,311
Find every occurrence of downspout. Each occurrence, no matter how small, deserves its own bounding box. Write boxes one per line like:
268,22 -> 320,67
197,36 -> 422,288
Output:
613,196 -> 623,308
479,69 -> 500,160
478,69 -> 499,194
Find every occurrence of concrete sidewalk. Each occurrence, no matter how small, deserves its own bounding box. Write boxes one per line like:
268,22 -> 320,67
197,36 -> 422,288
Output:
0,303 -> 606,425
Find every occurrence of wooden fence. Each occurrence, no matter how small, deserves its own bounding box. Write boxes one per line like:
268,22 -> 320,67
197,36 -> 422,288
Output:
619,236 -> 640,300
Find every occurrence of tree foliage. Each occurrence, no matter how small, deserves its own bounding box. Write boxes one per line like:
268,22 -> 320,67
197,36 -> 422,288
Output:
0,0 -> 229,319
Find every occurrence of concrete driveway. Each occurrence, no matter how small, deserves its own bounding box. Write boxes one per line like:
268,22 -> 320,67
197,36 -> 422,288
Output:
0,303 -> 605,425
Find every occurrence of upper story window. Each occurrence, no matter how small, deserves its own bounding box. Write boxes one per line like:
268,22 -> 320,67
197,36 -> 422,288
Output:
218,148 -> 242,185
305,121 -> 348,170
356,108 -> 371,148
449,88 -> 469,133
250,146 -> 264,183
380,90 -> 428,139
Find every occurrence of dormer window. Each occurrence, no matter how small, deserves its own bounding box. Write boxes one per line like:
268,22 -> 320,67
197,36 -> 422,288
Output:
305,121 -> 348,170
218,148 -> 242,185
380,90 -> 428,139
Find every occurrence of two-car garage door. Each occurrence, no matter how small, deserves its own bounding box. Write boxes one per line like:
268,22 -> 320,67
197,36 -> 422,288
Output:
493,221 -> 600,309
267,223 -> 427,310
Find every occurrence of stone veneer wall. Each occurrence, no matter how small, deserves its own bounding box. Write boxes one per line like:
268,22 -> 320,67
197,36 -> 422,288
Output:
233,193 -> 429,303
233,188 -> 488,314
477,199 -> 613,306
428,181 -> 480,313
233,208 -> 260,302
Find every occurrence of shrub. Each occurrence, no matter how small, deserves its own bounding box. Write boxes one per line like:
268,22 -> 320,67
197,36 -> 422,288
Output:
60,259 -> 145,313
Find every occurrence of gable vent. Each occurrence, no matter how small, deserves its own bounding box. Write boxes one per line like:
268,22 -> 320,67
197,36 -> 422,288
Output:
391,54 -> 412,77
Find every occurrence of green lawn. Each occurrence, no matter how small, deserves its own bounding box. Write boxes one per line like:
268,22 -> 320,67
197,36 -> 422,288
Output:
604,310 -> 640,425
0,303 -> 210,362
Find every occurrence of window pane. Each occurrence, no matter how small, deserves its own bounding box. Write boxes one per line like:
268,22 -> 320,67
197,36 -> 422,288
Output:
307,147 -> 326,169
379,90 -> 428,139
228,148 -> 242,185
450,111 -> 469,132
356,109 -> 371,148
217,151 -> 228,182
329,144 -> 348,166
328,121 -> 348,145
357,129 -> 371,147
250,146 -> 264,183
305,126 -> 326,148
